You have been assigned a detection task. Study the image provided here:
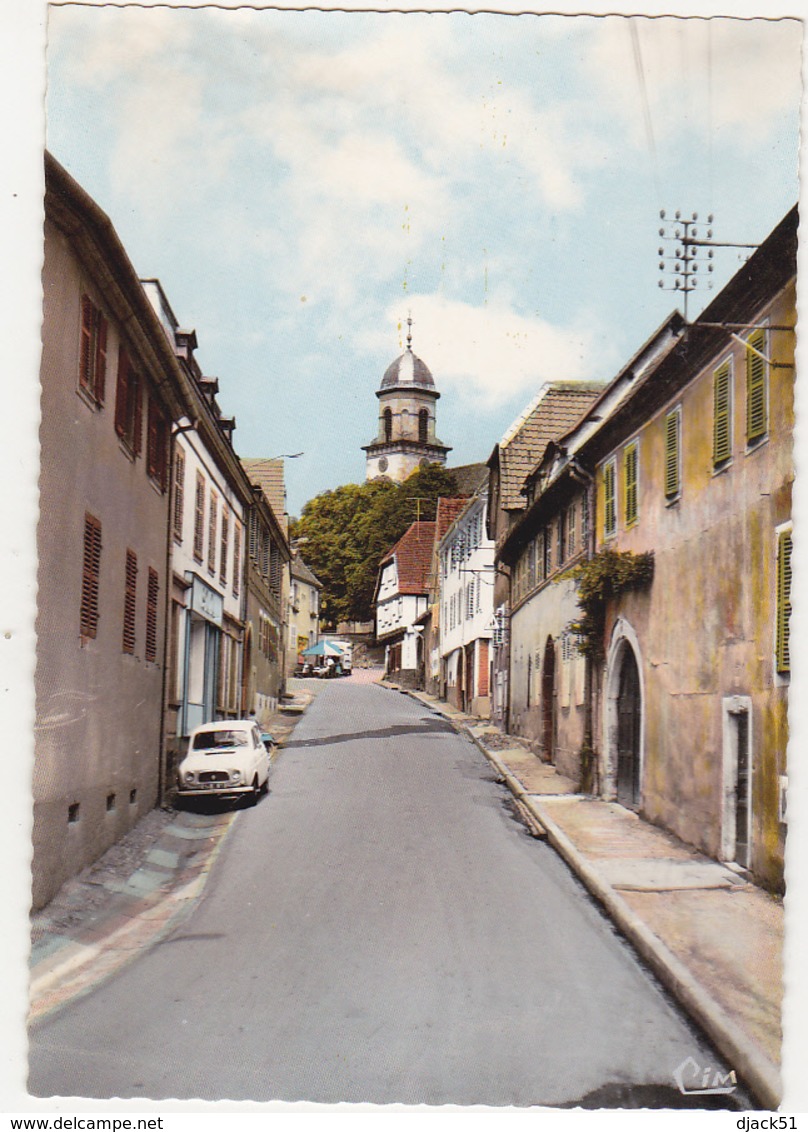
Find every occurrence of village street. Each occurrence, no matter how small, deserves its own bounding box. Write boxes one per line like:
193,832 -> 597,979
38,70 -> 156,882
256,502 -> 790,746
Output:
28,679 -> 745,1109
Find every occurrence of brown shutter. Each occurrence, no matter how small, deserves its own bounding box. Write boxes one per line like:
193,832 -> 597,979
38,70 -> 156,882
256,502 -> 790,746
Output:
115,349 -> 129,437
80,513 -> 102,639
132,372 -> 143,456
194,473 -> 205,561
95,312 -> 107,403
123,549 -> 138,654
80,296 -> 93,394
173,447 -> 185,542
146,568 -> 159,663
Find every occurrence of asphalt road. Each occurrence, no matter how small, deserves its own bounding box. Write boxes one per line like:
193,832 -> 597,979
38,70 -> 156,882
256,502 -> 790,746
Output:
29,681 -> 739,1107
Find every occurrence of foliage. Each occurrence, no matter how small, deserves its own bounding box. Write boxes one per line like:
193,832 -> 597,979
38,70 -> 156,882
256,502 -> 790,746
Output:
568,548 -> 655,661
291,466 -> 459,626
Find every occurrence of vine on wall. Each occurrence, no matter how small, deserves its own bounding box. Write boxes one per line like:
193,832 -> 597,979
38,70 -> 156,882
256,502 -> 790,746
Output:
568,548 -> 655,661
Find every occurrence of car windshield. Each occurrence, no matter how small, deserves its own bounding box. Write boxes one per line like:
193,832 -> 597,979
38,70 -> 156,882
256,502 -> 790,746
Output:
192,729 -> 249,750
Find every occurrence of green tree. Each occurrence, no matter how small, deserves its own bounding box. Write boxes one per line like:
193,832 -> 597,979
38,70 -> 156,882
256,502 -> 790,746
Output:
292,466 -> 459,626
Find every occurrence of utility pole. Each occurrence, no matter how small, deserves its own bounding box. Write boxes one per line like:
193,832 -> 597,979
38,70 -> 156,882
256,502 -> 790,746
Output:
658,211 -> 760,320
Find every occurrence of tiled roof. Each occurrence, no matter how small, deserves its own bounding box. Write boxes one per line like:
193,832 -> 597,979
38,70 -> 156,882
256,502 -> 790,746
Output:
446,462 -> 488,496
291,552 -> 321,588
498,383 -> 605,511
241,458 -> 286,521
381,520 -> 436,595
435,496 -> 471,541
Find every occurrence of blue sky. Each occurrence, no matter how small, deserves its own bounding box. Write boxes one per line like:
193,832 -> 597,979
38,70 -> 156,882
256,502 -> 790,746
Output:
44,7 -> 801,516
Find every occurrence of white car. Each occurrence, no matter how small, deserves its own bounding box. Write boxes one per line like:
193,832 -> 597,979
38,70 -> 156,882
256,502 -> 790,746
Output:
178,720 -> 270,806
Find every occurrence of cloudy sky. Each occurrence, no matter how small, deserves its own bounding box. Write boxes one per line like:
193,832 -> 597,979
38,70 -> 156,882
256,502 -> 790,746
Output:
44,5 -> 801,515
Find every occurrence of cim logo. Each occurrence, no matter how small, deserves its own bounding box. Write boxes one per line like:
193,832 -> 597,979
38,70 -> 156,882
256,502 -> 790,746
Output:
674,1056 -> 738,1096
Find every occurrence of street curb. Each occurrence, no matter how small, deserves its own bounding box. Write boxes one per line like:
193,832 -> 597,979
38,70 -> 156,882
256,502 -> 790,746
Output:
30,692 -> 318,1022
28,811 -> 239,1023
407,688 -> 781,1110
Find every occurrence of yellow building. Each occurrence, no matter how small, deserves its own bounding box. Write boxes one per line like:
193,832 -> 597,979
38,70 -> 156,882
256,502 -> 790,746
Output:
498,207 -> 795,892
589,209 -> 795,891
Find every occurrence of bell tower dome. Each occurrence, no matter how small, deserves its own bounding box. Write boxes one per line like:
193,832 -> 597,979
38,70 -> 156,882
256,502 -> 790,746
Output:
362,319 -> 451,482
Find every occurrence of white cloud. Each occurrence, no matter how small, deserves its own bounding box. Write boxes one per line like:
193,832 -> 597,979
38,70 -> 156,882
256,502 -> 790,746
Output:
361,293 -> 605,409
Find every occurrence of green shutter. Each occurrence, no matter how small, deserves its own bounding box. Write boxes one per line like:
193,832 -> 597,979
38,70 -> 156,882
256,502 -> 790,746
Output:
713,361 -> 731,465
776,530 -> 792,674
664,409 -> 680,499
604,461 -> 616,536
624,443 -> 638,526
746,329 -> 768,443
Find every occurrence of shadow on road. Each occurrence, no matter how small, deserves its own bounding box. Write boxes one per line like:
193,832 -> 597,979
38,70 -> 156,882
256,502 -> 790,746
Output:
284,717 -> 456,749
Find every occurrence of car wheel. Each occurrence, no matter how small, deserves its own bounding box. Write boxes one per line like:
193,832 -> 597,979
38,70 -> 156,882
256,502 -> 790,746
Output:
246,777 -> 259,807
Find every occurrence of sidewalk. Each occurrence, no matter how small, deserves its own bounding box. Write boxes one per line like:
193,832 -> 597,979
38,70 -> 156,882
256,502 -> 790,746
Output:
28,686 -> 317,1025
404,686 -> 784,1110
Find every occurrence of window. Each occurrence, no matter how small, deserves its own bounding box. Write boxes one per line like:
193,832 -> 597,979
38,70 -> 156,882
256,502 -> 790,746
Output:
208,492 -> 218,575
220,508 -> 229,586
527,538 -> 536,589
664,408 -> 681,501
270,539 -> 282,594
567,502 -> 577,558
624,441 -> 639,527
418,408 -> 429,443
543,525 -> 553,578
146,568 -> 159,663
79,295 -> 108,405
193,473 -> 205,562
80,513 -> 102,639
233,522 -> 242,596
557,511 -> 567,566
536,529 -> 547,583
581,491 -> 590,549
746,328 -> 768,445
713,359 -> 732,466
603,459 -> 617,537
123,549 -> 138,655
173,447 -> 185,542
776,528 -> 793,674
114,348 -> 142,455
146,395 -> 169,491
383,408 -> 393,442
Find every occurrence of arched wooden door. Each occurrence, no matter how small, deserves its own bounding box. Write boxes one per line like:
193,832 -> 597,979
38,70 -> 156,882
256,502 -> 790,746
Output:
541,637 -> 555,763
616,646 -> 641,809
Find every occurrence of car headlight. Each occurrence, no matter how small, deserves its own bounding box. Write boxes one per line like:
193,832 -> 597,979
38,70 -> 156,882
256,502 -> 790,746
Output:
183,770 -> 196,784
230,770 -> 242,784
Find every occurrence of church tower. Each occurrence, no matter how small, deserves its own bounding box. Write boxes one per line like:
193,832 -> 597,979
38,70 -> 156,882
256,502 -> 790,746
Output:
363,319 -> 451,482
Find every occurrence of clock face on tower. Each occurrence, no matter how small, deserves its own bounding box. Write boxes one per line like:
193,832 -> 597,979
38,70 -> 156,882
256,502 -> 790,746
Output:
378,456 -> 388,472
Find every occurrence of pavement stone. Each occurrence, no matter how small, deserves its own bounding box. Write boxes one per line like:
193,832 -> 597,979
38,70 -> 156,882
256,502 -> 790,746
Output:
406,686 -> 784,1110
